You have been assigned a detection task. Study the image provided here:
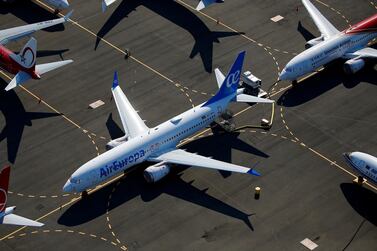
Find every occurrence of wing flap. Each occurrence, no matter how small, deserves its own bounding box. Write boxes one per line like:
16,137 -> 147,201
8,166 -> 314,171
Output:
2,214 -> 44,227
148,149 -> 260,176
111,72 -> 149,138
302,0 -> 339,38
344,47 -> 377,59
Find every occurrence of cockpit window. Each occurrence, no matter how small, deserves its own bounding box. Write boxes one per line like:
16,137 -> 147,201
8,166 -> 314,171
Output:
70,177 -> 80,184
285,67 -> 292,72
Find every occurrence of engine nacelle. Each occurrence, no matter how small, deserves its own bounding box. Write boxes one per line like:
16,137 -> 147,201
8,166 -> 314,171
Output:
143,163 -> 170,183
106,135 -> 128,150
343,58 -> 365,74
305,36 -> 324,49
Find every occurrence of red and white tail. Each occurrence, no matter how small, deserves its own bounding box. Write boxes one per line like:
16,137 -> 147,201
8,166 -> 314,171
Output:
10,37 -> 37,70
0,166 -> 10,213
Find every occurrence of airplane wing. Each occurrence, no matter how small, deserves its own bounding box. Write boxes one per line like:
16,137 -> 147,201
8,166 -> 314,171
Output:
111,72 -> 149,139
302,0 -> 339,39
148,149 -> 261,176
102,0 -> 118,12
0,11 -> 72,45
344,47 -> 377,59
196,0 -> 224,11
2,214 -> 44,227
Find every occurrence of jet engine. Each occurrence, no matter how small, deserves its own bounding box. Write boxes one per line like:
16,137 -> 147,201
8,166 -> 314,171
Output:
305,36 -> 324,49
343,58 -> 365,74
106,135 -> 128,150
143,163 -> 170,183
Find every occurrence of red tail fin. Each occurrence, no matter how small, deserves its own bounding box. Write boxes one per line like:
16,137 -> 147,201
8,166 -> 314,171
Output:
0,166 -> 10,212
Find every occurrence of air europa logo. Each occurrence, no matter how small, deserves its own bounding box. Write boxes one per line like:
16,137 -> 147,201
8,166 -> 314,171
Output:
226,70 -> 241,88
0,188 -> 7,212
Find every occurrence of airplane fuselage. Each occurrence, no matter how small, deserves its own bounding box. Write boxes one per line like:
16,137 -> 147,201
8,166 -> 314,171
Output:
63,95 -> 233,193
279,14 -> 377,80
344,152 -> 377,184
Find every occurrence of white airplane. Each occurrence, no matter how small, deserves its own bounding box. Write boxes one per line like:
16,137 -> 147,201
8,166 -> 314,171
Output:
0,166 -> 44,227
63,51 -> 274,193
0,11 -> 73,91
101,0 -> 222,12
279,0 -> 377,82
44,0 -> 70,11
343,152 -> 377,184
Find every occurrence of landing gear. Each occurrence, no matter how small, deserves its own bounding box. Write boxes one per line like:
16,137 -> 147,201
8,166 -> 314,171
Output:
291,80 -> 298,87
81,190 -> 88,198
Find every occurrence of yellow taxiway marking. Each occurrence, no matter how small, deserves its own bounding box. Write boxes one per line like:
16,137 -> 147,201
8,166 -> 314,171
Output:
35,0 -> 194,107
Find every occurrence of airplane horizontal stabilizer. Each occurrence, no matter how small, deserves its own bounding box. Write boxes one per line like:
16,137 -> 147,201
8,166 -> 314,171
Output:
2,214 -> 44,227
35,60 -> 73,75
5,71 -> 32,91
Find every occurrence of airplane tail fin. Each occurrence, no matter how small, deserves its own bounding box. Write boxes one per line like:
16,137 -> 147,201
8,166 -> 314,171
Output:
0,166 -> 11,213
203,51 -> 245,106
211,60 -> 274,104
196,0 -> 224,11
102,0 -> 118,12
10,37 -> 37,70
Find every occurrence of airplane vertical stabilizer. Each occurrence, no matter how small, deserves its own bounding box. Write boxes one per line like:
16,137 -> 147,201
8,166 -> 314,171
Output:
203,51 -> 245,106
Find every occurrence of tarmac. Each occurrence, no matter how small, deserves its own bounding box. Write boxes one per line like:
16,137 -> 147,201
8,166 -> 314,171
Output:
0,0 -> 376,250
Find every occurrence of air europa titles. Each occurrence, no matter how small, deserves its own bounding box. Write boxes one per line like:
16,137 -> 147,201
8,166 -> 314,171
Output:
100,149 -> 145,178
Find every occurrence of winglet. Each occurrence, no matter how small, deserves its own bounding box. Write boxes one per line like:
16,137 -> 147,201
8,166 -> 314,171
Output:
64,10 -> 74,22
247,168 -> 261,176
112,71 -> 119,89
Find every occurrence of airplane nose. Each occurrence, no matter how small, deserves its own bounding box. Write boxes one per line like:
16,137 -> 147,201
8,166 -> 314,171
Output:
278,69 -> 287,81
63,180 -> 73,193
62,0 -> 69,8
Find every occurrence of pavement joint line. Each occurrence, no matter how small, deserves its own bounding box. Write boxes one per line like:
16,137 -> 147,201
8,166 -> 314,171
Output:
178,0 -> 298,57
105,177 -> 128,250
1,0 -> 359,241
315,0 -> 351,26
4,229 -> 123,250
34,1 -> 195,107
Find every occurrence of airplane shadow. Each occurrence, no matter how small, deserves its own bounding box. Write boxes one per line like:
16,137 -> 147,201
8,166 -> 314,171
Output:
106,113 -> 124,139
184,130 -> 269,178
58,167 -> 255,230
14,49 -> 70,60
95,0 -> 242,72
340,183 -> 377,226
278,61 -> 377,107
0,79 -> 61,163
297,21 -> 316,42
0,1 -> 65,32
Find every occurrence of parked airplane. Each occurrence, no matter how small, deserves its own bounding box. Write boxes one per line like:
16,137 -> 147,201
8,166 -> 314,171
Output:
63,51 -> 274,193
0,166 -> 44,226
279,0 -> 377,82
343,152 -> 377,184
101,0 -> 222,12
44,0 -> 70,11
0,11 -> 73,91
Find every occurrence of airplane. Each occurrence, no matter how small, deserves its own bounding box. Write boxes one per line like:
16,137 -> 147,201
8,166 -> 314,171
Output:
0,166 -> 44,226
0,11 -> 73,91
1,0 -> 69,11
278,0 -> 377,82
101,0 -> 222,12
63,51 -> 274,194
343,152 -> 377,184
